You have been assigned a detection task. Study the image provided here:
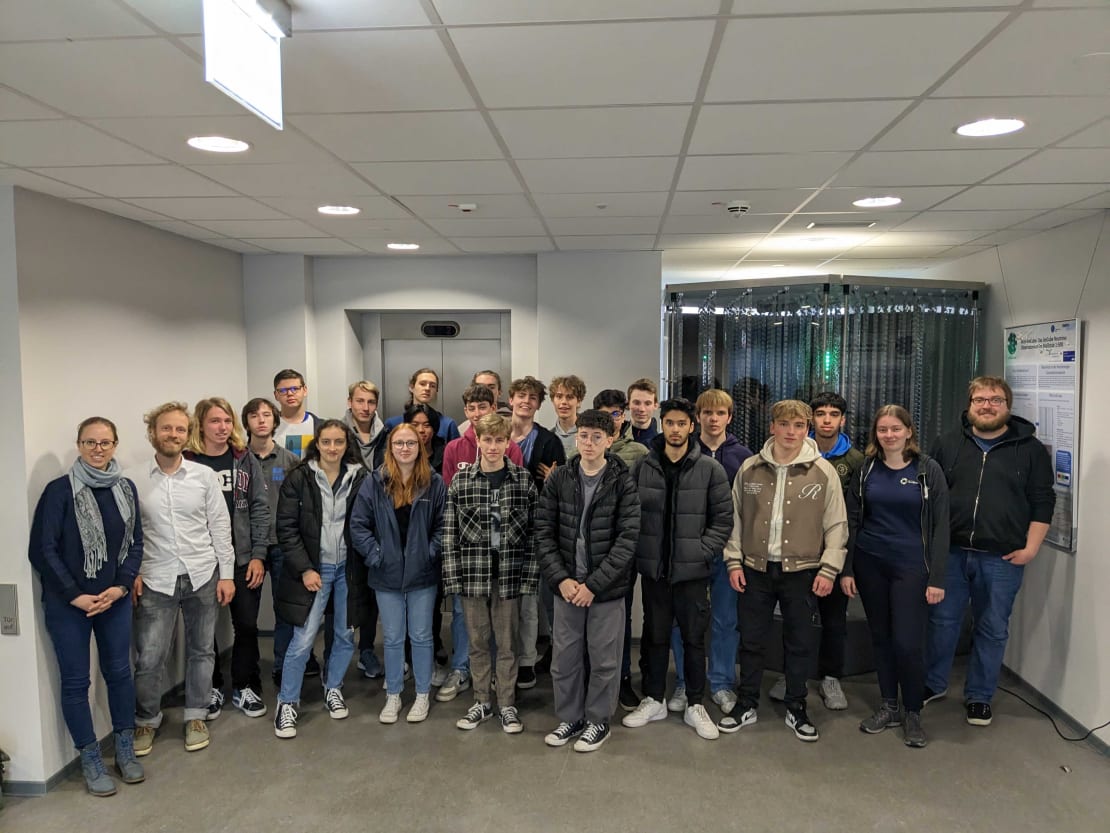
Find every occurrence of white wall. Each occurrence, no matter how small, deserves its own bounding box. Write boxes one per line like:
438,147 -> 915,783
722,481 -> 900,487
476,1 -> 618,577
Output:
922,211 -> 1110,745
10,188 -> 245,782
243,255 -> 314,399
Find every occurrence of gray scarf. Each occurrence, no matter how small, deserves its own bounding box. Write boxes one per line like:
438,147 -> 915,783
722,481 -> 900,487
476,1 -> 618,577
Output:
68,458 -> 136,580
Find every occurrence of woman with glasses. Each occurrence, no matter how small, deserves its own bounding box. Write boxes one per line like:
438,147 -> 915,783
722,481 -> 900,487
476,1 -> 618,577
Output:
29,417 -> 145,796
272,420 -> 369,739
404,402 -> 446,476
351,423 -> 446,725
841,405 -> 949,748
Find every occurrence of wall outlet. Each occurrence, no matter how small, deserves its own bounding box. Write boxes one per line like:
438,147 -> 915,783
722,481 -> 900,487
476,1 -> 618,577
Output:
0,585 -> 18,635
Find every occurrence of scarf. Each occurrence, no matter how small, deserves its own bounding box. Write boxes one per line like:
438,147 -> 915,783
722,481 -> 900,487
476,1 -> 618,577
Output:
69,458 -> 136,580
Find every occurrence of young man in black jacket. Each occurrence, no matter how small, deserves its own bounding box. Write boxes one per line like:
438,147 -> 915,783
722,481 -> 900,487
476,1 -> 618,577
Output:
536,410 -> 641,753
924,376 -> 1055,727
623,398 -> 733,741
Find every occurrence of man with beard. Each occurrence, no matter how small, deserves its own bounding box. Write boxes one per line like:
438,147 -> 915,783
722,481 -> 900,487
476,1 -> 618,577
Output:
924,376 -> 1054,727
128,403 -> 235,756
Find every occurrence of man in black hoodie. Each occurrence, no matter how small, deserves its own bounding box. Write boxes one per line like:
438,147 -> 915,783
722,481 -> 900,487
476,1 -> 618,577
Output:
924,376 -> 1055,727
623,398 -> 733,741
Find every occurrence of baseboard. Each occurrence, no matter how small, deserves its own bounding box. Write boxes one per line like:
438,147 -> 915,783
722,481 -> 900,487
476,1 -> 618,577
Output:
1001,666 -> 1110,757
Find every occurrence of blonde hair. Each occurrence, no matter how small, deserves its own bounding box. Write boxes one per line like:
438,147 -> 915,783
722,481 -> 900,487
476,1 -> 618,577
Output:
474,413 -> 511,439
348,380 -> 380,399
696,388 -> 733,416
187,397 -> 246,452
770,399 -> 812,424
144,401 -> 189,437
383,423 -> 432,508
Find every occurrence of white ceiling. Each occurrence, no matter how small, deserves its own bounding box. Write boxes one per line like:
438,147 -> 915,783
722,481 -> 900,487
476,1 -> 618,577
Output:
0,0 -> 1107,283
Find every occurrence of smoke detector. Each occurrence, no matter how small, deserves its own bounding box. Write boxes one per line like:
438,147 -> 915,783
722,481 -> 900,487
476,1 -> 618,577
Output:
712,199 -> 752,215
448,202 -> 478,213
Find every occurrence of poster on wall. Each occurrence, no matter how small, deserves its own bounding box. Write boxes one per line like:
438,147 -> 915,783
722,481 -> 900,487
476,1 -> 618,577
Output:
1003,319 -> 1081,552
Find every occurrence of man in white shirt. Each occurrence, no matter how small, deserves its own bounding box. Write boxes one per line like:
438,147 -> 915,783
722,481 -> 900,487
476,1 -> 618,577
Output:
272,369 -> 318,458
128,402 -> 235,757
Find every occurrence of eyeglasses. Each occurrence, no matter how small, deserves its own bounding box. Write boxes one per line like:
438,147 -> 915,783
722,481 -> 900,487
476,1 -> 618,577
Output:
391,440 -> 419,449
80,439 -> 117,450
276,385 -> 303,395
607,410 -> 624,419
970,396 -> 1006,407
576,433 -> 609,446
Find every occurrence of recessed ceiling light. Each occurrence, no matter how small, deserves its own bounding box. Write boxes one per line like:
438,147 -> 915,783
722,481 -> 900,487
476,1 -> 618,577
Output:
387,242 -> 420,250
955,117 -> 1025,138
852,196 -> 902,208
317,205 -> 360,216
186,135 -> 250,153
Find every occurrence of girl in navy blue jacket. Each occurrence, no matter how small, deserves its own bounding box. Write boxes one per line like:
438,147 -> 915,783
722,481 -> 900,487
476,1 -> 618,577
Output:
351,422 -> 446,726
28,417 -> 144,796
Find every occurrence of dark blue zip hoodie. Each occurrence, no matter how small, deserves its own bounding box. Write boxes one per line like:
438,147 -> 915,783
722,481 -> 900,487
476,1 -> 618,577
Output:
697,433 -> 753,485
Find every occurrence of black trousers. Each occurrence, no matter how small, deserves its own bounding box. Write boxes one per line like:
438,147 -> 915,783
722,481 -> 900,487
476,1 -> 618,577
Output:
854,548 -> 929,712
641,575 -> 709,705
212,563 -> 263,691
737,563 -> 817,711
817,578 -> 849,679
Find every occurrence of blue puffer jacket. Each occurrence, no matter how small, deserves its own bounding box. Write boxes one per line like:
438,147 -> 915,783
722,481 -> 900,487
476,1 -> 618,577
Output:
350,469 -> 446,593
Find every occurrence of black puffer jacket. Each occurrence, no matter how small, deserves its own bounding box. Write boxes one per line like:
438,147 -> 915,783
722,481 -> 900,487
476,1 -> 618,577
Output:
633,437 -> 734,583
535,454 -> 641,603
274,462 -> 370,628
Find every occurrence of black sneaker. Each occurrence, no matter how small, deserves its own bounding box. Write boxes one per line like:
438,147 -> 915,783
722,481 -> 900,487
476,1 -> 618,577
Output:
619,677 -> 640,711
786,706 -> 819,742
573,722 -> 610,753
205,688 -> 224,721
456,702 -> 494,731
966,702 -> 993,726
516,666 -> 537,690
922,686 -> 947,706
544,719 -> 586,747
500,706 -> 524,734
305,655 -> 321,678
273,702 -> 297,739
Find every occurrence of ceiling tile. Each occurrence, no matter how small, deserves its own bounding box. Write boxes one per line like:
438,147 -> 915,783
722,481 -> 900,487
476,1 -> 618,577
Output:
283,31 -> 474,113
349,238 -> 461,256
397,194 -> 536,219
117,0 -> 202,34
291,112 -> 502,162
70,198 -> 170,222
661,214 -> 787,234
0,0 -> 154,40
310,218 -> 432,237
450,237 -> 554,253
874,97 -> 1107,151
935,183 -> 1107,210
258,195 -> 412,221
124,197 -> 289,220
741,0 -> 1019,8
0,120 -> 162,167
206,239 -> 272,254
88,115 -> 336,166
987,148 -> 1110,184
1069,190 -> 1110,210
669,189 -> 815,215
708,12 -> 1007,101
0,168 -> 99,198
243,238 -> 363,254
352,160 -> 521,195
836,149 -> 1030,187
518,157 -> 677,193
657,233 -> 765,250
837,245 -> 953,258
1014,208 -> 1103,230
434,0 -> 720,24
450,21 -> 715,107
30,164 -> 235,197
0,40 -> 241,118
547,217 -> 662,236
493,106 -> 690,159
426,217 -> 547,236
891,209 -> 1044,231
751,233 -> 880,255
533,192 -> 669,217
937,10 -> 1110,97
969,229 -> 1037,246
1060,118 -> 1110,148
555,235 -> 657,250
803,185 -> 966,212
145,219 -> 225,239
190,219 -> 330,238
678,153 -> 850,190
866,230 -> 985,246
291,0 -> 432,29
779,211 -> 912,233
0,89 -> 59,120
189,162 -> 378,197
690,101 -> 910,155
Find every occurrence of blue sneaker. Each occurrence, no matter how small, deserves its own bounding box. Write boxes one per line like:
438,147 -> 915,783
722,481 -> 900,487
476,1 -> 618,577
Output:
358,649 -> 383,679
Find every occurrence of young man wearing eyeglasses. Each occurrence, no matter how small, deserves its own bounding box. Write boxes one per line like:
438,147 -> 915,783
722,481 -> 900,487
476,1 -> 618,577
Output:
924,376 -> 1054,727
272,370 -> 318,459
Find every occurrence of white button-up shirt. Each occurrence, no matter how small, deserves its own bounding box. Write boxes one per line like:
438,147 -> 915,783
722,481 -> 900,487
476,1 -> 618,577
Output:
127,457 -> 235,595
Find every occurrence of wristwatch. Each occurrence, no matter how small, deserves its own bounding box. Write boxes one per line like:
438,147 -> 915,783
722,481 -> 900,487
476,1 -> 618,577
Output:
117,584 -> 130,597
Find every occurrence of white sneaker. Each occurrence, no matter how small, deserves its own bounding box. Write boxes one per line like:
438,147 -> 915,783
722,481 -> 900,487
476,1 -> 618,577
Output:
711,688 -> 738,715
379,694 -> 402,724
819,676 -> 848,710
436,670 -> 471,702
622,697 -> 668,728
718,707 -> 758,734
406,693 -> 430,723
431,665 -> 449,688
667,685 -> 687,713
768,675 -> 787,702
684,704 -> 720,740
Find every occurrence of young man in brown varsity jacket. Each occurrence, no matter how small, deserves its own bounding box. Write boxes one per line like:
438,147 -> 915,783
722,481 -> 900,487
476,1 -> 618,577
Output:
721,399 -> 847,742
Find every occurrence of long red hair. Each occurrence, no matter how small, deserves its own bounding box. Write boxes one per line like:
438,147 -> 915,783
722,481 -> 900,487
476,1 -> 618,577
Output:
382,423 -> 431,508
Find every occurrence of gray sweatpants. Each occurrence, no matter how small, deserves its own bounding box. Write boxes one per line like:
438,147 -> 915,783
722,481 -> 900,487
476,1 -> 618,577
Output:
551,596 -> 623,725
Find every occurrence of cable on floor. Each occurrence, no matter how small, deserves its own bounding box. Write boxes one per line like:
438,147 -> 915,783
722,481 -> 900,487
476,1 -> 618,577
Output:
998,685 -> 1110,743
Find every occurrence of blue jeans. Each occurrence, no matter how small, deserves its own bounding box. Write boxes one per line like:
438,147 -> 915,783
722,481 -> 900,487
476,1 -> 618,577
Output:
279,562 -> 354,703
450,594 -> 470,673
134,570 -> 219,724
926,547 -> 1025,704
267,546 -> 293,674
672,557 -> 737,692
43,591 -> 135,748
377,585 -> 436,695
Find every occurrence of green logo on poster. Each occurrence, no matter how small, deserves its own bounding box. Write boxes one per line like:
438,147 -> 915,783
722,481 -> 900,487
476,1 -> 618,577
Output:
1007,332 -> 1018,356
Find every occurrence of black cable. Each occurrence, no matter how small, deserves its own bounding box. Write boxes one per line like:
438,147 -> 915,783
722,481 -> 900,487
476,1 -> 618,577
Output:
999,684 -> 1110,743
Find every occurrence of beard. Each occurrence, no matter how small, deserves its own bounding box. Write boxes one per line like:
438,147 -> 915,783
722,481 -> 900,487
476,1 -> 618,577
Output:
969,410 -> 1009,432
155,437 -> 185,456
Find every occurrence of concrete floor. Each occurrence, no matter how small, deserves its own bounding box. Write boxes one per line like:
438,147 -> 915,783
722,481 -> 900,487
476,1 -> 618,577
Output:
4,655 -> 1108,833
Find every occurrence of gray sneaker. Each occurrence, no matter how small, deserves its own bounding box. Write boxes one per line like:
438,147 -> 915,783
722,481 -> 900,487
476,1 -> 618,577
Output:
819,676 -> 848,710
435,670 -> 471,702
666,685 -> 687,712
903,711 -> 927,748
860,701 -> 903,734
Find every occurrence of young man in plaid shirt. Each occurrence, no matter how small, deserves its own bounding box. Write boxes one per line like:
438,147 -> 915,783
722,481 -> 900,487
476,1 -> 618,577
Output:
442,414 -> 539,735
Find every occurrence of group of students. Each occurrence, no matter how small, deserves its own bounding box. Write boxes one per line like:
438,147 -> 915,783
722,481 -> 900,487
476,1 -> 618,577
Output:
28,366 -> 1054,796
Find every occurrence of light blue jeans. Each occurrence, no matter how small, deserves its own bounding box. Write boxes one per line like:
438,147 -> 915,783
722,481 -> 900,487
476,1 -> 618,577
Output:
377,584 -> 437,695
279,562 -> 354,703
450,594 -> 470,673
672,556 -> 738,692
926,547 -> 1026,704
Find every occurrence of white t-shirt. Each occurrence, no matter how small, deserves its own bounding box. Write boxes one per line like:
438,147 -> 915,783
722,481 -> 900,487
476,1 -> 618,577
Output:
273,412 -> 316,459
